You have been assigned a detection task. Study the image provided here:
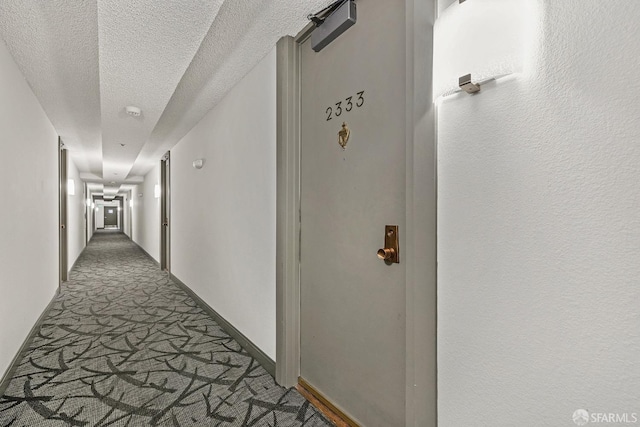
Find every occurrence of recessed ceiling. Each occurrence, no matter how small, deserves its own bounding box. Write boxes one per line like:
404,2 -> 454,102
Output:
0,0 -> 333,195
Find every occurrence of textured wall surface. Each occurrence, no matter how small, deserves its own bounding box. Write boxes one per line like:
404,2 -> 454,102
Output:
438,1 -> 640,426
0,39 -> 58,377
67,157 -> 87,270
170,49 -> 277,359
132,165 -> 160,262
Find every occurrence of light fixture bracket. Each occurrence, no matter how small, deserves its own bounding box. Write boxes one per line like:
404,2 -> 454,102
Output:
459,74 -> 481,94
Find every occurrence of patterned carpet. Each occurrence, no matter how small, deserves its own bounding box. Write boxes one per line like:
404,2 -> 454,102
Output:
0,231 -> 330,427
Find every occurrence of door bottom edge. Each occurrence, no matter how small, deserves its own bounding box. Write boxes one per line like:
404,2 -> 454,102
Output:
297,377 -> 360,427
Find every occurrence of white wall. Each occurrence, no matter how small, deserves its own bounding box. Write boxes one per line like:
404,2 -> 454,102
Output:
122,194 -> 131,237
132,165 -> 160,262
95,205 -> 104,229
0,39 -> 58,377
131,190 -> 141,245
87,192 -> 96,240
171,48 -> 276,359
437,0 -> 456,15
438,2 -> 640,426
67,157 -> 86,270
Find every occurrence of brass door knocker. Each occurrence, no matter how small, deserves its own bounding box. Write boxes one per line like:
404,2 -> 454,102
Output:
338,122 -> 350,150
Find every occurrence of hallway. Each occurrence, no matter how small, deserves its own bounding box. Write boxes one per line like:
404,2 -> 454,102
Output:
2,1 -> 640,425
0,232 -> 330,427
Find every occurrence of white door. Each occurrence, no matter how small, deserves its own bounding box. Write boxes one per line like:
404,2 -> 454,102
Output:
299,0 -> 407,425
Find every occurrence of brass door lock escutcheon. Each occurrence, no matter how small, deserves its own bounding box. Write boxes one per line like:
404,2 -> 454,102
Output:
377,225 -> 399,264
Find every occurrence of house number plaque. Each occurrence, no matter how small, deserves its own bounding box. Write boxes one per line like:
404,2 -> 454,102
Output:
325,90 -> 365,121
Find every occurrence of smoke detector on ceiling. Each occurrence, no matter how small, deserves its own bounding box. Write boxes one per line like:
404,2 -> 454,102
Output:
125,106 -> 141,117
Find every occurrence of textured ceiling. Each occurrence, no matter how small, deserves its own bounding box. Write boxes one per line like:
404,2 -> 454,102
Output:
0,1 -> 102,176
0,0 -> 332,195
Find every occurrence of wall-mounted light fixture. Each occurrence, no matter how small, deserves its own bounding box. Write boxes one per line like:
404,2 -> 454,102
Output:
192,159 -> 205,170
154,184 -> 161,198
86,198 -> 91,207
129,199 -> 133,208
433,0 -> 535,101
68,179 -> 75,196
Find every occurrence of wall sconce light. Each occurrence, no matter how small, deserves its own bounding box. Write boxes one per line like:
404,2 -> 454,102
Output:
68,178 -> 75,196
192,158 -> 205,169
129,199 -> 133,208
154,184 -> 161,198
86,198 -> 91,207
433,0 -> 534,101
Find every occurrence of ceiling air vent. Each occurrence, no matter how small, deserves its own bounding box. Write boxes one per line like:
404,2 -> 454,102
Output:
125,106 -> 141,117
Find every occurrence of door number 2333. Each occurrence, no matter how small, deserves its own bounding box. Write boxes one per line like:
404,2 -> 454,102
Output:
326,91 -> 365,121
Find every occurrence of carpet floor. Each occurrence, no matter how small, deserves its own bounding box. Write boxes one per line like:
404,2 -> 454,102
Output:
0,231 -> 331,427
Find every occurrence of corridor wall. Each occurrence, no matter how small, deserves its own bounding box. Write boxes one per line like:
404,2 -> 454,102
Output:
67,156 -> 86,270
95,205 -> 105,229
132,165 -> 160,262
123,194 -> 131,238
170,48 -> 277,360
437,1 -> 640,425
0,39 -> 58,377
87,191 -> 95,241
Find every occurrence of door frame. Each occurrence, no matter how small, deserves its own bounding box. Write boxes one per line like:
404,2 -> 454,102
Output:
103,204 -> 119,227
84,182 -> 89,245
92,195 -> 124,231
59,138 -> 68,284
275,1 -> 437,425
160,152 -> 171,272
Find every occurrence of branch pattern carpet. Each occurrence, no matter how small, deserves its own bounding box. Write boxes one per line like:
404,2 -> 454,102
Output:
0,231 -> 331,427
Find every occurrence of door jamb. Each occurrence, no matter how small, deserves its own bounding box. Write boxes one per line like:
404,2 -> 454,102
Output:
160,152 -> 171,273
59,138 -> 68,284
404,1 -> 437,425
275,34 -> 304,387
275,2 -> 437,425
84,182 -> 89,245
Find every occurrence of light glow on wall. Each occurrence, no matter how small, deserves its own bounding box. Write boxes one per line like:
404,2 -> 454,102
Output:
67,178 -> 75,196
154,184 -> 161,198
433,0 -> 538,101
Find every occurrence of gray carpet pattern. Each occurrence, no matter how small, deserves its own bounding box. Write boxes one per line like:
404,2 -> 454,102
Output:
0,232 -> 330,427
